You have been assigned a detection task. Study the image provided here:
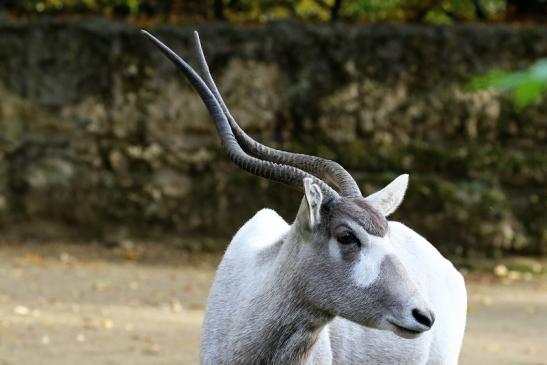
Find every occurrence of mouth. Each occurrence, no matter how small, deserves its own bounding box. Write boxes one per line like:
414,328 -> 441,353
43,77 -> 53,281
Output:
387,320 -> 425,338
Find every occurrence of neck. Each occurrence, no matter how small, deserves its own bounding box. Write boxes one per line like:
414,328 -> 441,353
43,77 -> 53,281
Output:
229,234 -> 333,365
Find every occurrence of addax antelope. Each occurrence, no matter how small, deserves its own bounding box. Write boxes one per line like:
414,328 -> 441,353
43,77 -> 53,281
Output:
142,30 -> 467,365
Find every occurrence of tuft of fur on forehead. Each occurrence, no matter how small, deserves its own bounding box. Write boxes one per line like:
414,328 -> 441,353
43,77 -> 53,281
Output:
329,197 -> 389,237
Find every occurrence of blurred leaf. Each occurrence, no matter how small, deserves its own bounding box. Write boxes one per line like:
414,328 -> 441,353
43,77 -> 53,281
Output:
530,59 -> 547,81
468,71 -> 525,91
469,58 -> 547,107
514,78 -> 544,108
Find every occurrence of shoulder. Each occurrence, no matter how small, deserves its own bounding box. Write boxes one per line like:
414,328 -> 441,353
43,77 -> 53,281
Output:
234,208 -> 290,242
387,221 -> 463,283
388,221 -> 446,261
225,209 -> 290,258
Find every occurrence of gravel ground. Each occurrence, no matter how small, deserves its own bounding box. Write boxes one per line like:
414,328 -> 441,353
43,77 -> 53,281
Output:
0,242 -> 545,365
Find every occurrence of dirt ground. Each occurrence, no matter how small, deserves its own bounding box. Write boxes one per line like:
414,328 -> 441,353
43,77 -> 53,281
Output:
0,242 -> 545,365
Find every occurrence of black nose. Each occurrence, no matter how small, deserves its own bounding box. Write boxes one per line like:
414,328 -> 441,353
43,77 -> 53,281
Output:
412,308 -> 435,328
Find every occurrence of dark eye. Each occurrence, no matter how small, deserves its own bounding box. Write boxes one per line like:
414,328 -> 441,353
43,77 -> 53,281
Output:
337,232 -> 360,246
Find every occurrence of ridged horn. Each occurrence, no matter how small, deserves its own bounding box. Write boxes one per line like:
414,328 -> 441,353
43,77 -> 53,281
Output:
141,30 -> 340,203
191,31 -> 361,198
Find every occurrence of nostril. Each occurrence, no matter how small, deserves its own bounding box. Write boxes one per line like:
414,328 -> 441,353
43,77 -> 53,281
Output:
412,308 -> 435,328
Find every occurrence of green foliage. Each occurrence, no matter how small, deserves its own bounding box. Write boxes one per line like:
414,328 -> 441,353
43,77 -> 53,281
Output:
343,0 -> 507,23
344,0 -> 404,22
1,0 -> 511,23
469,59 -> 547,107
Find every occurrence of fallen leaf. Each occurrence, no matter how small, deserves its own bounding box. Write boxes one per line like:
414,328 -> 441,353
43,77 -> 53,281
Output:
125,250 -> 142,261
485,343 -> 502,353
41,335 -> 50,345
494,264 -> 508,277
170,299 -> 183,313
13,305 -> 30,316
143,344 -> 161,355
480,296 -> 493,306
101,319 -> 114,329
507,271 -> 521,280
59,252 -> 75,264
93,281 -> 109,291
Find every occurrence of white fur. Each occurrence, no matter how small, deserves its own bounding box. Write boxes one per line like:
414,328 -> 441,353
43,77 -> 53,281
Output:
201,209 -> 467,364
348,224 -> 396,288
328,239 -> 342,261
225,208 -> 289,258
351,242 -> 385,288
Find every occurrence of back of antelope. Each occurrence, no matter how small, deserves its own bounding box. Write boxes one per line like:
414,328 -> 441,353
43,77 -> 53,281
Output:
142,30 -> 467,365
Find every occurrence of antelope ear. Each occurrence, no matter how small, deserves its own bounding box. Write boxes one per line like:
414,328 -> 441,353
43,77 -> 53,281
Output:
303,178 -> 323,229
365,174 -> 409,217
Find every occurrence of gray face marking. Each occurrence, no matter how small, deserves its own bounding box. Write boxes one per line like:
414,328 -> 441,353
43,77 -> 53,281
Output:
368,254 -> 417,314
359,254 -> 433,336
328,197 -> 388,238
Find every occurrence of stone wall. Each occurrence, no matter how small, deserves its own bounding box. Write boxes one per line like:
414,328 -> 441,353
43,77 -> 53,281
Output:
0,18 -> 545,256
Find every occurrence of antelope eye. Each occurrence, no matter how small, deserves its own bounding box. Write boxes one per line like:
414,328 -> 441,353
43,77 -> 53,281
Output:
337,232 -> 360,246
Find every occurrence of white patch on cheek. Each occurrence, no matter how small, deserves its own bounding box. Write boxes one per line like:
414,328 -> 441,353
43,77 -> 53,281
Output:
351,242 -> 386,288
328,239 -> 342,261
